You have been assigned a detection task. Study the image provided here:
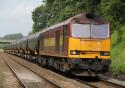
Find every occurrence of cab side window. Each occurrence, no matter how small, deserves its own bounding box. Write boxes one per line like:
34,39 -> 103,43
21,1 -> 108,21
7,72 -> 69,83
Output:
63,25 -> 68,52
63,25 -> 68,37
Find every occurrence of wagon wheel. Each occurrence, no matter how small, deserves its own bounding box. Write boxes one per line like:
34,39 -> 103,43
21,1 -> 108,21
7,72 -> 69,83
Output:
41,57 -> 48,66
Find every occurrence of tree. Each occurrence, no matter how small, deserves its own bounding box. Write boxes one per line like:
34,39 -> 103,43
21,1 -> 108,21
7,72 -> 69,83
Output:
3,33 -> 24,40
32,0 -> 85,32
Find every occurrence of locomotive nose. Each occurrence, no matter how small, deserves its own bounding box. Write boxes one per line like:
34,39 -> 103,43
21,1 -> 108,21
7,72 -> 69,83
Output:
80,40 -> 101,51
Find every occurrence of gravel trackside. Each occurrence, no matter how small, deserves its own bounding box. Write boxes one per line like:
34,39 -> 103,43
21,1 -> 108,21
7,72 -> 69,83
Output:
0,53 -> 22,88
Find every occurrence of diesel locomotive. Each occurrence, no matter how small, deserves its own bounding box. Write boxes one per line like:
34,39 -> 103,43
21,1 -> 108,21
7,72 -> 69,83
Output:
4,13 -> 111,76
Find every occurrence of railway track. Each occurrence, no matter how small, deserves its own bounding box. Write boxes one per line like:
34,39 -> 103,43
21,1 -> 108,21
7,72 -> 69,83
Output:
3,53 -> 91,88
75,78 -> 125,88
100,79 -> 125,88
1,54 -> 60,88
2,53 -> 125,88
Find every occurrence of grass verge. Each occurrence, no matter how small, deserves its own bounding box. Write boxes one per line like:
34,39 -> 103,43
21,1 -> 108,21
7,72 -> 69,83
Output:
111,26 -> 125,74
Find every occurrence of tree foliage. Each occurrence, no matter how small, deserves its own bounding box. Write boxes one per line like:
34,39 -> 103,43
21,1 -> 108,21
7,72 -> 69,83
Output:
3,33 -> 24,40
32,0 -> 125,36
32,0 -> 85,33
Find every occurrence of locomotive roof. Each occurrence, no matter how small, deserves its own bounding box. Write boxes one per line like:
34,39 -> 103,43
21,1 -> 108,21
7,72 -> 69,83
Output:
19,13 -> 108,41
38,13 -> 108,34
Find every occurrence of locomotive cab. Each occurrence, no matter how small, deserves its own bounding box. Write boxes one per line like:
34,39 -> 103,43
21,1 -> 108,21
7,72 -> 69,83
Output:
67,14 -> 111,76
69,23 -> 110,59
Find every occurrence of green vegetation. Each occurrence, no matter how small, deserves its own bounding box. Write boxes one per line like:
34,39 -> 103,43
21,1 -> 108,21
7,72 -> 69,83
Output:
32,0 -> 125,74
0,44 -> 7,49
3,33 -> 24,40
111,26 -> 125,74
0,33 -> 24,49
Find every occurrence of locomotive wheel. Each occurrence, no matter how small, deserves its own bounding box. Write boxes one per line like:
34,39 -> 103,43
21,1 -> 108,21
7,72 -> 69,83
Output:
48,57 -> 54,67
60,59 -> 70,72
37,56 -> 41,65
53,58 -> 60,70
41,57 -> 48,66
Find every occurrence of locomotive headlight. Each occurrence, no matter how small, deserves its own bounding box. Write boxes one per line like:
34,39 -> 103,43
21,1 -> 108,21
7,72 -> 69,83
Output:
100,52 -> 110,56
70,50 -> 80,55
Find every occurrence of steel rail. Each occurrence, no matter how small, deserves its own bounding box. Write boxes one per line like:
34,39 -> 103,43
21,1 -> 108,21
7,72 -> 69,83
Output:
75,78 -> 98,88
1,54 -> 27,88
100,79 -> 125,88
5,53 -> 125,88
75,78 -> 125,88
5,54 -> 61,88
